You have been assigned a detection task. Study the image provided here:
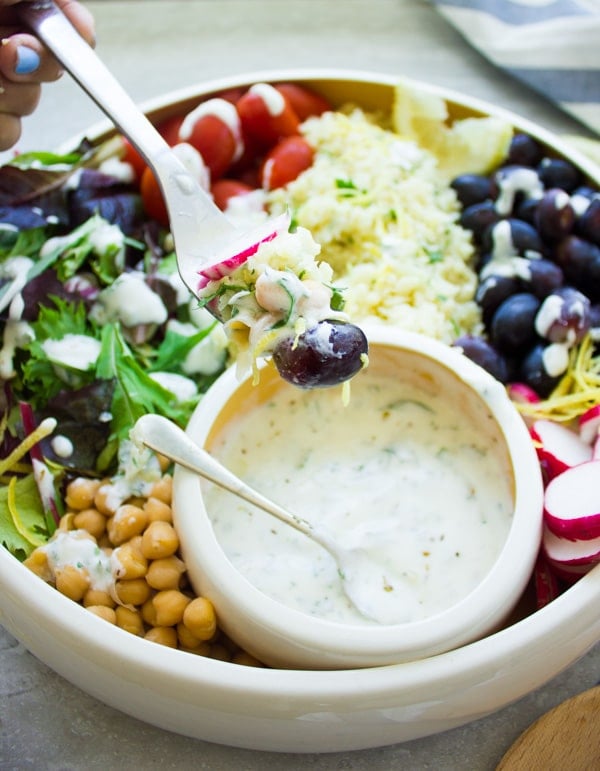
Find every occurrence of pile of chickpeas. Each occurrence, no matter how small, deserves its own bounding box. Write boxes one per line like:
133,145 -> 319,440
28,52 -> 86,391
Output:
24,462 -> 263,667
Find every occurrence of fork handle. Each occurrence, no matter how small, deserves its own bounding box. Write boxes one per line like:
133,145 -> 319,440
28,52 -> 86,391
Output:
17,0 -> 170,166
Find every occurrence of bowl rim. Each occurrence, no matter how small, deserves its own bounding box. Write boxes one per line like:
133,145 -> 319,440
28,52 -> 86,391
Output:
174,326 -> 544,664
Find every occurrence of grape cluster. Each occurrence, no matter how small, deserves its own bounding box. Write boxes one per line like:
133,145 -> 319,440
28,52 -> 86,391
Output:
452,133 -> 600,397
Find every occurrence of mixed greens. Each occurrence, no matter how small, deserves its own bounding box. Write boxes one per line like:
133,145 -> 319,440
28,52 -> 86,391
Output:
0,142 -> 228,559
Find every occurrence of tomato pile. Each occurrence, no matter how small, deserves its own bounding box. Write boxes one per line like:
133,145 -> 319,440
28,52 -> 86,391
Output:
121,82 -> 332,226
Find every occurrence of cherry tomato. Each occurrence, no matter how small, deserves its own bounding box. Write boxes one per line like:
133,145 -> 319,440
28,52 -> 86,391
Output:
236,83 -> 300,149
215,86 -> 246,105
211,179 -> 255,211
156,114 -> 184,146
120,136 -> 146,181
260,136 -> 314,190
140,166 -> 168,226
274,83 -> 332,120
178,101 -> 242,180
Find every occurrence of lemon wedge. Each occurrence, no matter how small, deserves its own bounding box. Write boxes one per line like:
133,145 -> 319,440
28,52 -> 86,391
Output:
392,81 -> 513,179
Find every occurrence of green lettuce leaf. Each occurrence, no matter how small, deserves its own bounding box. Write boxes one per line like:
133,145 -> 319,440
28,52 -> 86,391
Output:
0,474 -> 49,561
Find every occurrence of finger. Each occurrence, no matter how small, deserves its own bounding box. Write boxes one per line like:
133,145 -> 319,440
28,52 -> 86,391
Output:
0,111 -> 21,151
0,78 -> 40,115
55,0 -> 96,47
0,33 -> 62,82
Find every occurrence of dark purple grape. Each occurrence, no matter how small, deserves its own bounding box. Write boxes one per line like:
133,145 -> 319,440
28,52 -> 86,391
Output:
490,292 -> 541,353
460,200 -> 500,243
452,335 -> 510,382
519,343 -> 562,398
534,286 -> 590,345
476,274 -> 521,327
514,196 -> 539,225
576,198 -> 600,247
589,303 -> 600,330
535,188 -> 575,242
554,235 -> 600,298
482,218 -> 544,258
493,165 -> 543,216
526,259 -> 564,299
272,320 -> 368,389
537,157 -> 583,193
451,174 -> 496,208
506,133 -> 544,167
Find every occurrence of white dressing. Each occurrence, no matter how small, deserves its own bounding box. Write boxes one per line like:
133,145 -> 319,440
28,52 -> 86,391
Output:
204,364 -> 514,625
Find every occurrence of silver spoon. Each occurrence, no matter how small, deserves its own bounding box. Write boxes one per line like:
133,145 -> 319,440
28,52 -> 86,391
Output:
133,413 -> 415,625
16,0 -> 284,320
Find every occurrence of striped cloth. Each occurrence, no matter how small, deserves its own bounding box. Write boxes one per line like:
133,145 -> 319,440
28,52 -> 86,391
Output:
431,0 -> 600,136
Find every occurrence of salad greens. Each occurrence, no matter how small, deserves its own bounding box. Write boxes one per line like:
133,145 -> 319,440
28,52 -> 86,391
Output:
0,146 -> 230,559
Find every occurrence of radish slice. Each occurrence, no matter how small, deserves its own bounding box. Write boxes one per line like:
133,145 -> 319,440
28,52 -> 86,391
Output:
197,211 -> 291,290
544,459 -> 600,540
578,403 -> 600,445
530,419 -> 592,480
542,523 -> 600,567
507,382 -> 541,407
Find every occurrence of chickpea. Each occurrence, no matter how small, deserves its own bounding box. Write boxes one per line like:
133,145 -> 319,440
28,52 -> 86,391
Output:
141,597 -> 158,627
65,477 -> 102,511
107,504 -> 148,546
54,565 -> 90,602
115,606 -> 144,636
182,597 -> 217,641
156,453 -> 171,473
152,589 -> 190,627
141,520 -> 179,560
72,508 -> 106,540
112,542 -> 148,580
86,605 -> 117,624
58,512 -> 76,532
144,626 -> 178,648
93,481 -> 118,516
145,555 -> 186,591
143,496 -> 173,523
115,577 -> 151,606
23,549 -> 52,581
83,588 -> 115,608
150,474 -> 172,504
176,622 -> 203,650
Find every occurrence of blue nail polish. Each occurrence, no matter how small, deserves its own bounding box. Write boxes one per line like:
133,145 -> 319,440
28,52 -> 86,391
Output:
15,46 -> 41,75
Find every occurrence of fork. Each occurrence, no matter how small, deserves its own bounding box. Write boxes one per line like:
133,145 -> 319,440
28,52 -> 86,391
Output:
16,0 -> 283,318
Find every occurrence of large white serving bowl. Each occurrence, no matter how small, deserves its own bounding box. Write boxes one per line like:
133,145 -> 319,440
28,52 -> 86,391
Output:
1,70 -> 600,753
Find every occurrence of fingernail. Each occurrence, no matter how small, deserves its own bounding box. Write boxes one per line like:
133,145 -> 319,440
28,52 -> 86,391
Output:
15,46 -> 40,75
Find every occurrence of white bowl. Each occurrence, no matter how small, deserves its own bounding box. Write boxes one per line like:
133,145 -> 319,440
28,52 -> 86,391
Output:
173,326 -> 544,669
1,69 -> 600,752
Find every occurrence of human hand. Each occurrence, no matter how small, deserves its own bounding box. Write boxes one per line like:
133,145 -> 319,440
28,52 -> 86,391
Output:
0,0 -> 95,150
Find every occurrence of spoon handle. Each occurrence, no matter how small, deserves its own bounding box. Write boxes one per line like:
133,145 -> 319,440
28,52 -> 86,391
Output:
133,414 -> 321,543
17,1 -> 235,293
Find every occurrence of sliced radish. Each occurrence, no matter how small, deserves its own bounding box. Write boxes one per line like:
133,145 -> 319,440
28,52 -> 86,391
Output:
544,459 -> 600,540
197,210 -> 290,290
542,524 -> 600,568
507,382 -> 541,407
507,382 -> 541,427
578,404 -> 600,445
593,435 -> 600,460
530,419 -> 592,480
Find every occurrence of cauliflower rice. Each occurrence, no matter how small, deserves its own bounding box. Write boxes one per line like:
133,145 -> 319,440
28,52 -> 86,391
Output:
267,108 -> 482,342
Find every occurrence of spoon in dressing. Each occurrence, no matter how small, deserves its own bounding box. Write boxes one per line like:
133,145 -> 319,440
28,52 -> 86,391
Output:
133,414 -> 417,625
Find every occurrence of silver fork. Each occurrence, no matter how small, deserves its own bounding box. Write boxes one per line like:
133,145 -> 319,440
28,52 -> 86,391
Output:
16,0 -> 278,317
